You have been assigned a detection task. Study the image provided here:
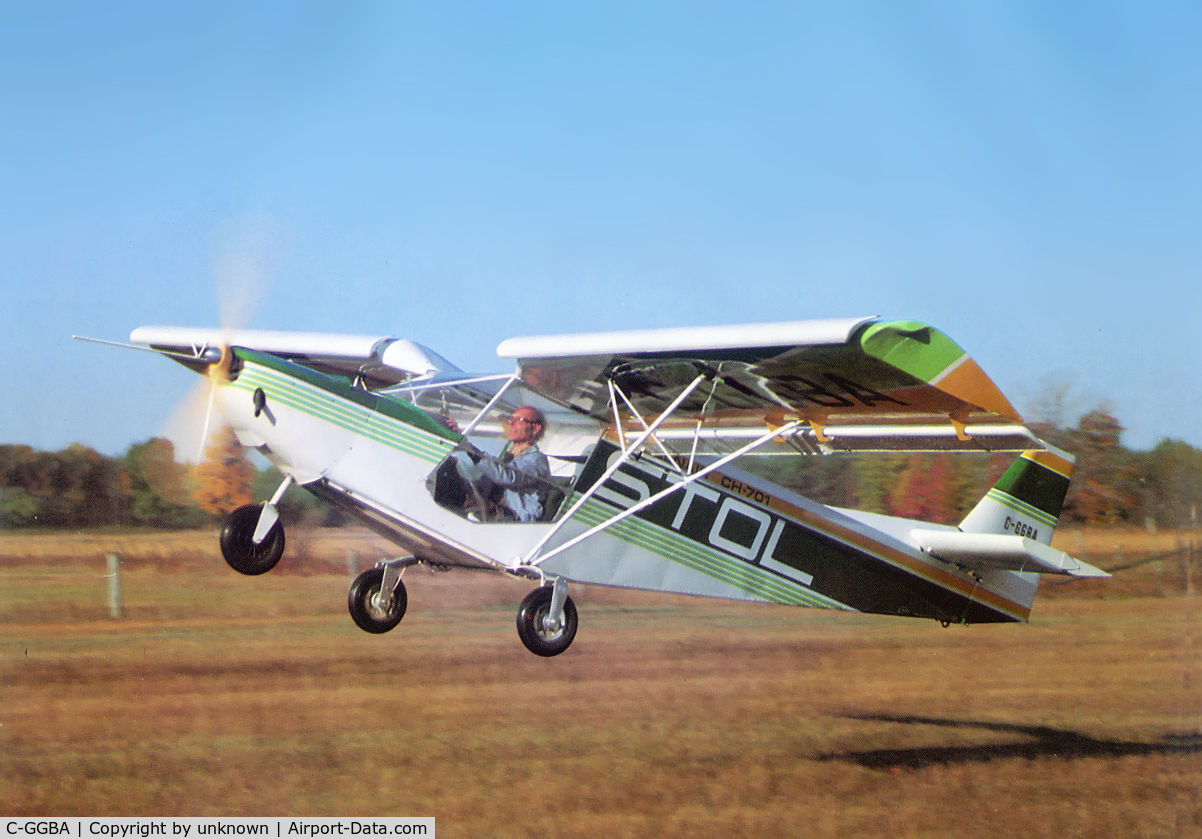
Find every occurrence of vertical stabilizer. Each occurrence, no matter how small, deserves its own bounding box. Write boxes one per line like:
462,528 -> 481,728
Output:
959,445 -> 1074,545
912,442 -> 1105,582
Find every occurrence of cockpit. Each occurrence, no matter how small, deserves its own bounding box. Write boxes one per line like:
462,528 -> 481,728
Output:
378,373 -> 600,523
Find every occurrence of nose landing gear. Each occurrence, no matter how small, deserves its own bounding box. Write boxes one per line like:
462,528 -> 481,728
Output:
219,504 -> 286,575
219,477 -> 294,576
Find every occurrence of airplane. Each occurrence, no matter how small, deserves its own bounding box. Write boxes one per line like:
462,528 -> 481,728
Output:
85,316 -> 1108,656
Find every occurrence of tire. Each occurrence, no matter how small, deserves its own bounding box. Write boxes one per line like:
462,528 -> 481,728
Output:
516,587 -> 578,657
348,567 -> 408,634
219,504 -> 285,576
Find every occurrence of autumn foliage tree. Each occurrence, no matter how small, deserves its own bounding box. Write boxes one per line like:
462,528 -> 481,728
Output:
193,425 -> 254,516
888,453 -> 956,523
1060,409 -> 1141,526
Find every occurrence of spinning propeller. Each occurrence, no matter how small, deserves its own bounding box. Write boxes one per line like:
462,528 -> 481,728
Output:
158,213 -> 288,461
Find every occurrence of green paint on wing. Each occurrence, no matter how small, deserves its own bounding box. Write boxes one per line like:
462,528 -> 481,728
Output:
856,320 -> 966,383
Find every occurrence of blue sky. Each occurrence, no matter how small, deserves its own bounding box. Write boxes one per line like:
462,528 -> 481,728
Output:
3,1 -> 1200,457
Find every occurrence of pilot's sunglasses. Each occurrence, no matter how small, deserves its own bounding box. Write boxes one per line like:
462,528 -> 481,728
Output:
507,415 -> 537,426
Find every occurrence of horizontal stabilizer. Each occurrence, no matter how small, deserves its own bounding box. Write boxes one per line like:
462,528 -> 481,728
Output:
912,529 -> 1110,578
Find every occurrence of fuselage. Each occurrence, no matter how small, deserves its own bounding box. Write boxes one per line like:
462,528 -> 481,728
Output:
215,347 -> 1033,624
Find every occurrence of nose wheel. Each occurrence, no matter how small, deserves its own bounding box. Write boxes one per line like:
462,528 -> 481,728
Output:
516,584 -> 577,657
219,504 -> 285,576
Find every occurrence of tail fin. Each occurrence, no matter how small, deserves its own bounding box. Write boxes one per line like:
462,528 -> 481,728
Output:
911,443 -> 1107,579
959,445 -> 1074,544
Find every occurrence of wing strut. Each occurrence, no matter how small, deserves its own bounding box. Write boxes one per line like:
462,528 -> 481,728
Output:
519,364 -> 805,569
519,369 -> 714,566
457,373 -> 521,438
608,376 -> 690,474
522,418 -> 803,569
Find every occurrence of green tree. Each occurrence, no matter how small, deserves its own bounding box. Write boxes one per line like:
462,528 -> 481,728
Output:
0,445 -> 43,525
851,453 -> 910,515
0,486 -> 41,527
123,438 -> 204,528
0,443 -> 124,528
1145,439 -> 1202,528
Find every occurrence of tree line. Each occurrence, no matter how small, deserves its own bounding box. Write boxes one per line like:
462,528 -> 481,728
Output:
2,406 -> 1200,530
0,426 -> 320,529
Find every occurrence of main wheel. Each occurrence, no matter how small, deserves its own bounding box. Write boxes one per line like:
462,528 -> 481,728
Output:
348,567 -> 408,634
219,504 -> 285,576
516,587 -> 578,657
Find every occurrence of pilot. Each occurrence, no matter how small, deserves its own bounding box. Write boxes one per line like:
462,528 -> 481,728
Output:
455,405 -> 552,522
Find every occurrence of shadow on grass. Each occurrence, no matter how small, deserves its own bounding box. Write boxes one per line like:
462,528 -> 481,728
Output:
819,712 -> 1202,770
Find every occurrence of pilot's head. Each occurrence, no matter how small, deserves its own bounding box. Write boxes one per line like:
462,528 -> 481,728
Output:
505,405 -> 546,444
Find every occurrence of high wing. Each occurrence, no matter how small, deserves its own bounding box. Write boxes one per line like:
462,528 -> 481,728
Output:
498,316 -> 1038,455
129,326 -> 461,389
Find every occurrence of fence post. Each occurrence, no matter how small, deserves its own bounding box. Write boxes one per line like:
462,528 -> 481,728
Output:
106,552 -> 123,619
347,550 -> 360,579
1190,505 -> 1197,597
1147,518 -> 1164,597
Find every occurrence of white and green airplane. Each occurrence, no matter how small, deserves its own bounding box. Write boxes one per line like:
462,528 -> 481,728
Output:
106,317 -> 1107,656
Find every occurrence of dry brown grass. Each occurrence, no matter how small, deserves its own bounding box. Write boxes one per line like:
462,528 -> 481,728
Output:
3,527 -> 1202,837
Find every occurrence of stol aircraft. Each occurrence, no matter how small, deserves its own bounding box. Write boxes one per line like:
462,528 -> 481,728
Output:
86,317 -> 1107,656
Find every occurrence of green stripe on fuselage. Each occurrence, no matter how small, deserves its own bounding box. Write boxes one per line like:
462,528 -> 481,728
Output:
229,349 -> 458,464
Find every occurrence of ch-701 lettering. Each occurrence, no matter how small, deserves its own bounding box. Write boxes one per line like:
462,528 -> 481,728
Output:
718,474 -> 774,506
592,451 -> 815,587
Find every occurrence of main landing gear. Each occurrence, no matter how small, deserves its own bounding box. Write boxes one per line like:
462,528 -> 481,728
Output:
346,564 -> 578,657
348,560 -> 414,633
515,580 -> 578,657
218,480 -> 579,656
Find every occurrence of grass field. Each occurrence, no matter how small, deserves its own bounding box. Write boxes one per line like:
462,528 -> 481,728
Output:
3,528 -> 1201,837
